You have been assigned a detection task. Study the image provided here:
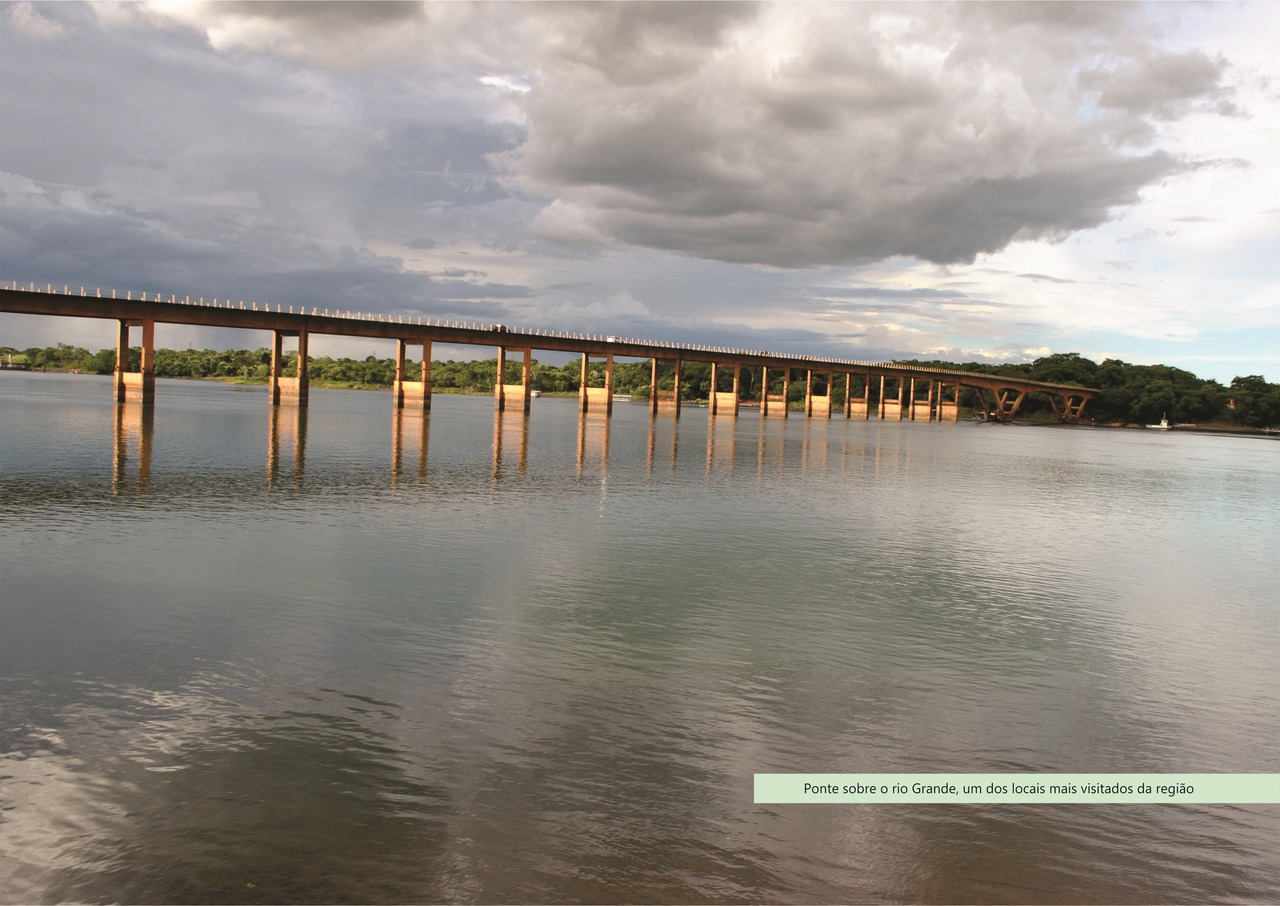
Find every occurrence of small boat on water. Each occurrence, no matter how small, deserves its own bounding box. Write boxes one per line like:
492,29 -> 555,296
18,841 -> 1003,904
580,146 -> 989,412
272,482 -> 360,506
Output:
1147,414 -> 1171,430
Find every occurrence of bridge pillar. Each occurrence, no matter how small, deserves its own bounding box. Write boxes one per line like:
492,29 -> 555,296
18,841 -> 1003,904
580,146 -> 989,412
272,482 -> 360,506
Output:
709,362 -> 740,416
269,328 -> 308,406
650,357 -> 685,414
845,373 -> 871,419
909,378 -> 935,421
1054,392 -> 1090,422
580,352 -> 614,415
938,382 -> 960,422
649,357 -> 686,415
115,318 -> 155,404
762,365 -> 789,417
672,356 -> 682,417
805,371 -> 833,418
997,388 -> 1026,421
879,376 -> 904,420
495,346 -> 532,412
976,387 -> 1027,422
394,339 -> 432,410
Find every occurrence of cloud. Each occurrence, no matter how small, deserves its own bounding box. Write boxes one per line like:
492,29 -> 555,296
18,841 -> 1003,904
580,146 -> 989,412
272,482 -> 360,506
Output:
1,1 -> 1273,381
1017,273 -> 1076,285
538,289 -> 653,328
6,1 -> 66,39
1088,51 -> 1238,120
83,1 -> 1235,276
509,2 -> 1207,268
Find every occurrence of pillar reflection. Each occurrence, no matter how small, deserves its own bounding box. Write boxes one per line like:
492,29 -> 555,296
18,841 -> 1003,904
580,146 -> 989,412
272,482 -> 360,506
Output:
267,403 -> 308,485
798,422 -> 831,476
111,402 -> 153,494
491,410 -> 529,483
575,412 -> 610,483
643,414 -> 679,482
755,420 -> 793,478
705,413 -> 736,479
391,408 -> 430,483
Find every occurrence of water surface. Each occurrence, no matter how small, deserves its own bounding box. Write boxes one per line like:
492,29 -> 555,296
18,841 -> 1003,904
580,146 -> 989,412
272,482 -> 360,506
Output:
2,372 -> 1277,903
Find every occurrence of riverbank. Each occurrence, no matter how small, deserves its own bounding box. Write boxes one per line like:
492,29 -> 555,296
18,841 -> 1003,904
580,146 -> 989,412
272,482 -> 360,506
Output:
1089,419 -> 1279,437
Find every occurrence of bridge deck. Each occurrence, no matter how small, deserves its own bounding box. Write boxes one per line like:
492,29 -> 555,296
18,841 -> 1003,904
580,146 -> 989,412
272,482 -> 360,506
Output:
1,285 -> 1098,403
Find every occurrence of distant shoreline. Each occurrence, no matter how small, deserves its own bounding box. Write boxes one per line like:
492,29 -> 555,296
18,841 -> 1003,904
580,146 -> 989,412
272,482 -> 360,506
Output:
7,370 -> 1278,433
1089,420 -> 1279,437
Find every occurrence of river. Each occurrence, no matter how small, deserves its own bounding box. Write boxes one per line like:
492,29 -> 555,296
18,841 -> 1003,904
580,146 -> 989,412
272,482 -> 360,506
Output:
2,372 -> 1277,904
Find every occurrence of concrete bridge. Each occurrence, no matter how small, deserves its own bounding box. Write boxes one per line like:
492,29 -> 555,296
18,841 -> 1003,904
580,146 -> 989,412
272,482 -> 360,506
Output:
1,282 -> 1097,423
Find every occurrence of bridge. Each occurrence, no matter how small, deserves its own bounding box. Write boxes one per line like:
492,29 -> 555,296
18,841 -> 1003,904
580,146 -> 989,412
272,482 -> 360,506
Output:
1,282 -> 1097,423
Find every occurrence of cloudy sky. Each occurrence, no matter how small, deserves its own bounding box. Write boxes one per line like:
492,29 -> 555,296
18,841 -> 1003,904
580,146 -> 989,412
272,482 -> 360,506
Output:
2,1 -> 1276,381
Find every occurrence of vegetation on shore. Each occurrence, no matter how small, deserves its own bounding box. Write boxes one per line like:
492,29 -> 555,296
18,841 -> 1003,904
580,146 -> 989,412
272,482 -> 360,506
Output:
5,344 -> 1278,429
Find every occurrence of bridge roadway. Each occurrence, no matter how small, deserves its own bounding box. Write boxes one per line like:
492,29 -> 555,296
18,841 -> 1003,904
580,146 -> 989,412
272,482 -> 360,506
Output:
1,283 -> 1097,422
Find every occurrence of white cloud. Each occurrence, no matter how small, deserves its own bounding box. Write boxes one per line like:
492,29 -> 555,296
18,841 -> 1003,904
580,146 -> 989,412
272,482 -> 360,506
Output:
6,1 -> 65,39
1,1 -> 1276,381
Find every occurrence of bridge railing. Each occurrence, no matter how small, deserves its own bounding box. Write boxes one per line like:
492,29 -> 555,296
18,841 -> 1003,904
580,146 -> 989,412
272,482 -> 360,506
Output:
3,279 -> 1096,394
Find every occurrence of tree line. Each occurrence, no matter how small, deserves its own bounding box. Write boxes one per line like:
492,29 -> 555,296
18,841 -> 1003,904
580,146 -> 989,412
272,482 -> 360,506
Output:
5,344 -> 1278,428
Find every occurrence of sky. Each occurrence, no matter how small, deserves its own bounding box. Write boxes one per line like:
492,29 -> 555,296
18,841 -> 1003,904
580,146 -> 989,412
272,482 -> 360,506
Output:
1,0 -> 1277,383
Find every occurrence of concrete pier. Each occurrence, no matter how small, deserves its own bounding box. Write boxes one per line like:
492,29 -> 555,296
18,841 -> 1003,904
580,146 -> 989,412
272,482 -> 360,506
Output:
709,362 -> 740,416
938,383 -> 960,422
269,328 -> 309,405
845,373 -> 871,419
763,366 -> 790,417
650,357 -> 682,415
909,378 -> 935,421
496,346 -> 533,412
580,352 -> 614,415
805,370 -> 834,418
115,318 -> 155,404
394,339 -> 432,410
879,376 -> 904,420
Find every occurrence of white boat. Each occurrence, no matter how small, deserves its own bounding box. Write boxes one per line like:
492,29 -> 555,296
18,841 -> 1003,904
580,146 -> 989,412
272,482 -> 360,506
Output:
1147,414 -> 1170,429
530,390 -> 541,398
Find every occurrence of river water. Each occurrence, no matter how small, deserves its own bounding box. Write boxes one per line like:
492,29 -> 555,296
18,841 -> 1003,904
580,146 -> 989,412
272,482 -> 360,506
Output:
1,372 -> 1277,904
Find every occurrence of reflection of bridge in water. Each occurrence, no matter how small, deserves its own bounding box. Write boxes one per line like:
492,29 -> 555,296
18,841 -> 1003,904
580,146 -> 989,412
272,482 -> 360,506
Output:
102,395 -> 961,493
3,282 -> 1097,423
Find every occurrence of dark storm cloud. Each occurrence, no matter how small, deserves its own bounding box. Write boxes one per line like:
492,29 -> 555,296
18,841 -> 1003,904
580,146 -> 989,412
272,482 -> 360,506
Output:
0,0 -> 1263,371
212,1 -> 424,29
517,2 -> 1232,268
541,1 -> 760,84
0,1 -> 538,322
